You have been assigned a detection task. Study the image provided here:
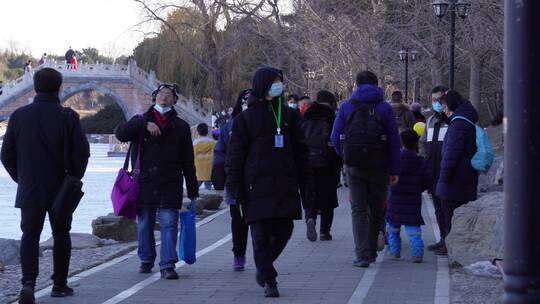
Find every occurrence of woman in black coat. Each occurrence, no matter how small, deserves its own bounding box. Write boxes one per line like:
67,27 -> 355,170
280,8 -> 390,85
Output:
226,67 -> 307,298
115,84 -> 199,279
301,90 -> 341,242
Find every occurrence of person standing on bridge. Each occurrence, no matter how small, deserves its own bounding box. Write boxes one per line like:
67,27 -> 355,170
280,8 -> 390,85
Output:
114,83 -> 199,280
226,67 -> 307,297
1,68 -> 90,303
331,71 -> 401,268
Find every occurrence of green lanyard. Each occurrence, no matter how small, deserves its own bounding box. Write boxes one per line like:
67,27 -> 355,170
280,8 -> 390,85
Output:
270,97 -> 282,134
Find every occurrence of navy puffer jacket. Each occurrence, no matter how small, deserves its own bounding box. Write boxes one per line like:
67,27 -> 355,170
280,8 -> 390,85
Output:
386,149 -> 432,226
435,101 -> 479,203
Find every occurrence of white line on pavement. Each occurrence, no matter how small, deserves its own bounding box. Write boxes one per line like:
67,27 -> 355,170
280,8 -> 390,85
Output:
347,249 -> 387,304
101,233 -> 232,304
26,207 -> 230,302
424,193 -> 451,304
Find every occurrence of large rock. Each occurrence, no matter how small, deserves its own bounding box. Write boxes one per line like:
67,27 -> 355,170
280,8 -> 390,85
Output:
40,233 -> 117,250
446,191 -> 504,267
196,194 -> 223,211
92,214 -> 137,242
0,238 -> 20,266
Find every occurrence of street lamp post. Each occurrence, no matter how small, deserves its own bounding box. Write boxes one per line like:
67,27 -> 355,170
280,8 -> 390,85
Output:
399,47 -> 417,104
431,0 -> 471,89
504,1 -> 540,303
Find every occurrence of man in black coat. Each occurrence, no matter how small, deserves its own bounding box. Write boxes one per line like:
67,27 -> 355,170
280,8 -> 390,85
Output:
419,86 -> 449,254
114,83 -> 199,280
226,67 -> 307,298
301,90 -> 341,242
1,68 -> 90,303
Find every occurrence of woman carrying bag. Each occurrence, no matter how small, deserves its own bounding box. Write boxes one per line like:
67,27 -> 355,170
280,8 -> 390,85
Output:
114,83 -> 199,279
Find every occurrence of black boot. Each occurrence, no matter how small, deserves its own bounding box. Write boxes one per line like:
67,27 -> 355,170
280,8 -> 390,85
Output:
51,285 -> 74,297
139,263 -> 153,273
264,283 -> 280,298
19,282 -> 35,304
434,244 -> 448,256
160,268 -> 179,280
427,240 -> 445,251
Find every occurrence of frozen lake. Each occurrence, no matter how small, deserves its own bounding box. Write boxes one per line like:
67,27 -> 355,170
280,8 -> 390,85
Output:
0,143 -> 124,241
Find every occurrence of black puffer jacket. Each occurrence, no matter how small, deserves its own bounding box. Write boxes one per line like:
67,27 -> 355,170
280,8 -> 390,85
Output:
225,67 -> 308,223
115,106 -> 199,209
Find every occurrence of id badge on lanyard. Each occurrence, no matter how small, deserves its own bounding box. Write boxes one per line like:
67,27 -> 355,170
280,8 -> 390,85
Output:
272,98 -> 284,148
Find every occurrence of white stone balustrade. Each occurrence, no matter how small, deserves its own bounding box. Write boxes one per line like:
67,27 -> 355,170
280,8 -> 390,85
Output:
0,60 -> 211,125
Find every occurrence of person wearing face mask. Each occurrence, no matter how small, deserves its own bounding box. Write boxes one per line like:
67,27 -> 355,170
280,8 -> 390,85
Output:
287,94 -> 299,109
226,67 -> 307,298
114,83 -> 199,280
418,86 -> 449,254
435,89 -> 479,255
212,89 -> 252,271
300,90 -> 341,242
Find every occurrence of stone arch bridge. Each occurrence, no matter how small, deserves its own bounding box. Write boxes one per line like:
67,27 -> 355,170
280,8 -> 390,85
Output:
0,60 -> 211,126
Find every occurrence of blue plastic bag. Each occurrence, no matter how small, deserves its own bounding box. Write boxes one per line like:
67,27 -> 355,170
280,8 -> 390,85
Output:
452,116 -> 494,173
179,200 -> 197,264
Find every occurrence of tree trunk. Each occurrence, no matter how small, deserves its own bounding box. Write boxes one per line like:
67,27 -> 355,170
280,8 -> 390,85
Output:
430,56 -> 443,88
469,54 -> 482,112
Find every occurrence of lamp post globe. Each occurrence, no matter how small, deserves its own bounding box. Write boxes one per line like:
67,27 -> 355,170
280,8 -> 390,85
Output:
456,0 -> 471,18
431,0 -> 449,18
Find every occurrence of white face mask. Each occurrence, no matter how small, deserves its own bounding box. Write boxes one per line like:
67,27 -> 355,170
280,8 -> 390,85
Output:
268,82 -> 284,97
288,103 -> 298,109
154,103 -> 172,114
242,104 -> 248,111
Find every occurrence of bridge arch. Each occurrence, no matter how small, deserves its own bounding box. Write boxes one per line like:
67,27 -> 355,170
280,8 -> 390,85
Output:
60,83 -> 131,120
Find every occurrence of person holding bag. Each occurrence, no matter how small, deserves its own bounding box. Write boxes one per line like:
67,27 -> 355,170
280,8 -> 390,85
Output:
114,83 -> 199,280
1,68 -> 90,304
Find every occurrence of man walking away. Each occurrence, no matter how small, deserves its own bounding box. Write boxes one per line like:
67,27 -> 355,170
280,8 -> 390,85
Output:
419,86 -> 449,253
1,68 -> 90,304
226,67 -> 307,297
390,91 -> 416,132
301,90 -> 341,242
331,71 -> 401,268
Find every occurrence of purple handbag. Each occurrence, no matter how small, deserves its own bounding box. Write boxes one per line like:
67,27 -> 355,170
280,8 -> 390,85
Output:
111,137 -> 141,220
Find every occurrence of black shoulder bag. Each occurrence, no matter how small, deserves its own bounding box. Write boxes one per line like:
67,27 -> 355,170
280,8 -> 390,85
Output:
51,110 -> 84,219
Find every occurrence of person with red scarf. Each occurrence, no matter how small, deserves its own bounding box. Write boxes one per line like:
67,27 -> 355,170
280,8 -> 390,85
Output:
115,83 -> 199,280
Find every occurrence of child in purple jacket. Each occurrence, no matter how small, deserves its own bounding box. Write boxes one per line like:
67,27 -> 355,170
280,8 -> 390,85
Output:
386,129 -> 433,263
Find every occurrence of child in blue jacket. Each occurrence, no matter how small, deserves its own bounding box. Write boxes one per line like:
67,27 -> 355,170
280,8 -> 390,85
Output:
385,129 -> 433,262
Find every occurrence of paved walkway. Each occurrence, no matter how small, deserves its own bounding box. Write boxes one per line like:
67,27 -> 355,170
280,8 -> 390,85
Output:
30,189 -> 447,304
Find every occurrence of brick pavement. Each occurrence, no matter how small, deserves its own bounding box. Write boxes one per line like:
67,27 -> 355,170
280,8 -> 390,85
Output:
31,188 -> 442,304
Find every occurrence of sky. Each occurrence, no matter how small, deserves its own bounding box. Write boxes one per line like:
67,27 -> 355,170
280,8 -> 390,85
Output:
0,0 -> 150,59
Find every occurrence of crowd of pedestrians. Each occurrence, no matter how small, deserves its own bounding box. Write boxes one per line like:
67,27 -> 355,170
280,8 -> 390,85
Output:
0,64 -> 484,303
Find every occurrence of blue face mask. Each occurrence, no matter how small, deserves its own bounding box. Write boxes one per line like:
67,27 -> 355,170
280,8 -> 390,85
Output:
154,103 -> 172,114
432,101 -> 443,114
268,82 -> 283,98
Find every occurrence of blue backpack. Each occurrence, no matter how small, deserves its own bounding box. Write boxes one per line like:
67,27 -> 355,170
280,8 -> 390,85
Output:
451,116 -> 494,173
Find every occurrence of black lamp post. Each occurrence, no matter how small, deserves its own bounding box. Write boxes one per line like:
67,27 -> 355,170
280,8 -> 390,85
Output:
431,0 -> 471,89
504,1 -> 540,303
399,47 -> 417,104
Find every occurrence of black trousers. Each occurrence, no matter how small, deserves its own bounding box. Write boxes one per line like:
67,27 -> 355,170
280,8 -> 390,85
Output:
230,204 -> 249,258
20,206 -> 72,286
442,200 -> 466,237
430,193 -> 446,240
305,208 -> 334,234
250,219 -> 294,286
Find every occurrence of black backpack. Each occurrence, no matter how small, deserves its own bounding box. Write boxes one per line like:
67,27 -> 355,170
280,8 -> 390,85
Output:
343,100 -> 388,169
302,119 -> 331,169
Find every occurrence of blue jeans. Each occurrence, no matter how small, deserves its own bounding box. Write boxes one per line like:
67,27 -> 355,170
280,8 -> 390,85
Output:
137,208 -> 179,270
386,222 -> 424,258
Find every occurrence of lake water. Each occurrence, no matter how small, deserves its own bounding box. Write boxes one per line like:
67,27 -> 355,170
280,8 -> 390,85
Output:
0,143 -> 124,241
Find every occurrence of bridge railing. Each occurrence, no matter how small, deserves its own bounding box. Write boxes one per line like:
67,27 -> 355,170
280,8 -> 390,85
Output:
0,60 -> 212,124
